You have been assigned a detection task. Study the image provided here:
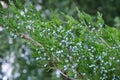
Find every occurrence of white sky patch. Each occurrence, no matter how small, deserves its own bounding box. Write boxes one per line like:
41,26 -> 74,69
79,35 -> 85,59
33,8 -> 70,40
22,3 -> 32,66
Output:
0,26 -> 3,31
20,11 -> 25,17
36,4 -> 42,11
1,52 -> 15,80
56,70 -> 61,78
2,63 -> 13,80
0,1 -> 8,9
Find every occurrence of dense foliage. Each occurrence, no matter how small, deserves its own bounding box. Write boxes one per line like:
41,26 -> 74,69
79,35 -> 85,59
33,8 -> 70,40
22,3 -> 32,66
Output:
1,2 -> 120,80
0,0 -> 120,80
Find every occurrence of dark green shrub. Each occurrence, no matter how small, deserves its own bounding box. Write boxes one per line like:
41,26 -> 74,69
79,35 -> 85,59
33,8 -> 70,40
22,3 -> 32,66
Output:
42,0 -> 120,26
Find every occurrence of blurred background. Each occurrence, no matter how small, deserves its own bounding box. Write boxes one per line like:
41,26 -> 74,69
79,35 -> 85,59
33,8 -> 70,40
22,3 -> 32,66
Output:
0,0 -> 120,80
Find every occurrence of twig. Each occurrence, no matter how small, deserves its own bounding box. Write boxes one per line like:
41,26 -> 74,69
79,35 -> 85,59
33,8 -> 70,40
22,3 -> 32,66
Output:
21,33 -> 43,47
57,69 -> 73,80
99,37 -> 111,48
51,61 -> 75,80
